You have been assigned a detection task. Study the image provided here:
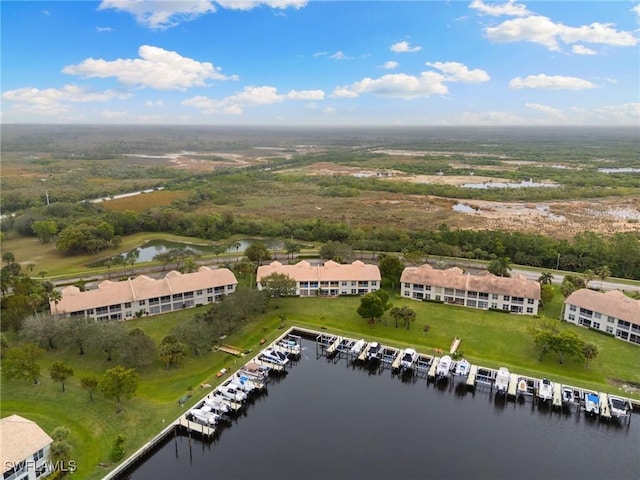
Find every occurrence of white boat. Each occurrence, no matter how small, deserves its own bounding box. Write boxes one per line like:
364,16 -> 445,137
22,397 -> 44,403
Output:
190,408 -> 219,426
400,348 -> 418,370
242,362 -> 271,379
538,378 -> 553,402
227,376 -> 257,394
517,378 -> 528,395
366,342 -> 382,362
350,339 -> 366,356
260,347 -> 290,366
436,355 -> 452,378
608,395 -> 630,418
454,359 -> 470,376
562,387 -> 575,405
495,367 -> 510,394
277,337 -> 301,356
203,396 -> 231,414
584,392 -> 600,415
216,384 -> 247,403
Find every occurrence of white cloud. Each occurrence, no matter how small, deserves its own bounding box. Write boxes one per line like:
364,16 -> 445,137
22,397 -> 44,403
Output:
183,85 -> 324,114
485,15 -> 638,51
329,51 -> 354,60
509,74 -> 596,90
382,61 -> 399,70
98,0 -> 216,29
214,1 -> 307,11
145,100 -> 165,107
98,0 -> 306,28
525,102 -> 566,118
96,26 -> 113,32
1,84 -> 131,115
62,45 -> 238,90
313,51 -> 328,57
332,72 -> 448,99
572,44 -> 596,55
454,111 -> 527,125
426,61 -> 490,83
633,4 -> 640,18
390,41 -> 422,53
469,0 -> 530,17
323,106 -> 336,114
586,102 -> 640,124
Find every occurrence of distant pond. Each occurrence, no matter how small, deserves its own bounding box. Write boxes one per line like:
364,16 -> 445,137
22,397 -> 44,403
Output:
90,238 -> 285,266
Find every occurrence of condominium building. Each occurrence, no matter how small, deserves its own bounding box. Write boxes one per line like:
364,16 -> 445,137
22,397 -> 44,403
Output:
1,415 -> 54,480
563,289 -> 640,345
400,264 -> 540,315
51,266 -> 237,320
256,260 -> 381,296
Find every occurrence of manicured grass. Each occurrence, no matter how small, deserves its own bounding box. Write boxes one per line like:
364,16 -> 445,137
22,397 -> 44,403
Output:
2,295 -> 639,480
99,190 -> 190,212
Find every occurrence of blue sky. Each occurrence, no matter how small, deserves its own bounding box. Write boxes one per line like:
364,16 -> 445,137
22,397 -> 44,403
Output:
1,0 -> 639,125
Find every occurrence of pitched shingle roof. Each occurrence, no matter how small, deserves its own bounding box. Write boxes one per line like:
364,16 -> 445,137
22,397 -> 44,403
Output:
565,289 -> 640,326
51,266 -> 237,314
257,260 -> 381,283
1,415 -> 53,473
400,264 -> 540,299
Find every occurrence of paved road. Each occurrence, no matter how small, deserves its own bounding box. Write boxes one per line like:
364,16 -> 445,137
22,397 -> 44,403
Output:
510,268 -> 640,293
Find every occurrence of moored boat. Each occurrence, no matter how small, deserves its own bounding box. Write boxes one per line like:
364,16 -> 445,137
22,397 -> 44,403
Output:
608,395 -> 630,419
454,359 -> 470,376
366,342 -> 382,362
562,387 -> 575,405
400,348 -> 418,370
260,347 -> 290,366
436,355 -> 452,378
495,367 -> 510,394
538,378 -> 553,402
350,339 -> 366,356
584,392 -> 600,416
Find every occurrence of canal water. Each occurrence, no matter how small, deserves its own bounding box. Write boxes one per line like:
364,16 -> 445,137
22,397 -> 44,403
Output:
123,338 -> 638,480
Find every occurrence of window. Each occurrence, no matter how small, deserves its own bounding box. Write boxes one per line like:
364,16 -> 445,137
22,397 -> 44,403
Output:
526,307 -> 534,314
491,293 -> 498,300
33,448 -> 44,461
606,326 -> 613,334
503,295 -> 510,302
568,314 -> 575,321
478,301 -> 488,309
607,316 -> 615,323
468,291 -> 478,298
109,304 -> 121,312
172,293 -> 183,301
124,302 -> 132,308
491,302 -> 498,309
593,322 -> 600,330
425,285 -> 432,291
617,320 -> 631,330
527,298 -> 534,305
478,292 -> 488,300
444,288 -> 454,295
196,289 -> 203,295
184,292 -> 194,299
466,299 -> 477,308
569,305 -> 576,311
579,308 -> 593,317
207,287 -> 213,293
404,283 -> 411,288
594,312 -> 601,319
96,306 -> 108,315
160,295 -> 170,303
342,281 -> 348,286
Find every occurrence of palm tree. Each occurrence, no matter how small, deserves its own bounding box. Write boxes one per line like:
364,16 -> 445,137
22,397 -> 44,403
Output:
595,265 -> 611,289
488,257 -> 511,277
583,269 -> 595,288
49,289 -> 62,316
212,244 -> 226,264
538,272 -> 554,285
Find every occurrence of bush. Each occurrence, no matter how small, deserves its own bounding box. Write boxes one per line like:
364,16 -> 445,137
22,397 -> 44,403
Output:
423,324 -> 431,334
110,434 -> 126,462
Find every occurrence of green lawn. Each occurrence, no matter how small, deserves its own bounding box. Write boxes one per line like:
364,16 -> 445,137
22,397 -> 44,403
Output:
2,295 -> 639,480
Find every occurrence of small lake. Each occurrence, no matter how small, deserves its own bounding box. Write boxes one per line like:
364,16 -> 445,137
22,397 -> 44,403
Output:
122,337 -> 638,480
462,179 -> 560,189
92,238 -> 286,266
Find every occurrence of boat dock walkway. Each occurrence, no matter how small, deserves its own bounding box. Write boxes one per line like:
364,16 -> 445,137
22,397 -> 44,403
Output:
312,330 -> 638,420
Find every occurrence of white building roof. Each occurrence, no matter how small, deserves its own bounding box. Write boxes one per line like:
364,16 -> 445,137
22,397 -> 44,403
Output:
565,289 -> 640,326
257,260 -> 381,283
52,266 -> 237,314
400,264 -> 540,299
1,415 -> 53,473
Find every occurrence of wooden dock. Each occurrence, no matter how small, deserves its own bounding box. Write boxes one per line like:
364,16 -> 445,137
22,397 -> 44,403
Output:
466,364 -> 477,387
326,336 -> 342,355
358,342 -> 371,362
552,382 -> 563,408
507,373 -> 519,397
428,357 -> 441,380
218,344 -> 244,356
392,351 -> 402,370
177,415 -> 216,437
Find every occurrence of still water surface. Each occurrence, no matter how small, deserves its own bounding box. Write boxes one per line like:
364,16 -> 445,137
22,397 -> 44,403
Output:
125,338 -> 638,480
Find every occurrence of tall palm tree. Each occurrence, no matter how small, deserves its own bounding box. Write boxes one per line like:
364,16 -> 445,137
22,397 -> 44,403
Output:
538,272 -> 554,285
583,269 -> 595,288
488,257 -> 511,277
595,265 -> 611,289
